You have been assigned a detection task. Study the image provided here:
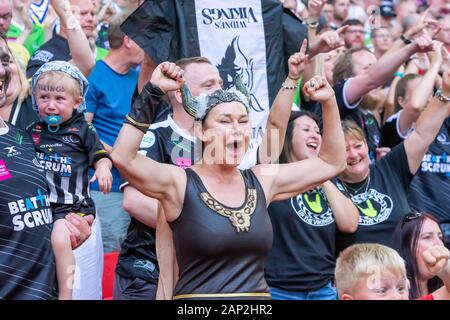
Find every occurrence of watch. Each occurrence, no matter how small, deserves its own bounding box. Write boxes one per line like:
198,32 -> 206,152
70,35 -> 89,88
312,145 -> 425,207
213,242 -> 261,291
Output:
435,88 -> 450,103
400,34 -> 412,45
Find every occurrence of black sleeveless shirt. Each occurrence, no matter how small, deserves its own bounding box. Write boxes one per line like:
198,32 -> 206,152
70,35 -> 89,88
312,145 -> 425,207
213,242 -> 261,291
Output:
170,168 -> 273,300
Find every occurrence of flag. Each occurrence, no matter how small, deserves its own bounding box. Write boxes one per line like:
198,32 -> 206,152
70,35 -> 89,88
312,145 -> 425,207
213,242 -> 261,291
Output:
121,0 -> 307,167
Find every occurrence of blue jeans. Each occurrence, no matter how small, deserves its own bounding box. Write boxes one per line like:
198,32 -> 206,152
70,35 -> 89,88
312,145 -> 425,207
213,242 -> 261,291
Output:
270,282 -> 337,300
91,191 -> 130,253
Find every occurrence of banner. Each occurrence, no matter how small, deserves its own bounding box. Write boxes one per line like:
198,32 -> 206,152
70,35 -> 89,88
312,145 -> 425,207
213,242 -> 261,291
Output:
121,0 -> 307,167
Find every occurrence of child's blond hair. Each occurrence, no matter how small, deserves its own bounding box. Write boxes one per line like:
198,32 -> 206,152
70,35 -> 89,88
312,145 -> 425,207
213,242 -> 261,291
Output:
36,71 -> 82,100
335,243 -> 408,296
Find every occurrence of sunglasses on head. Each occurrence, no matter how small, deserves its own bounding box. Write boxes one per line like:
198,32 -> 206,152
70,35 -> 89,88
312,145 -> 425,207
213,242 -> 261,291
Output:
401,212 -> 423,228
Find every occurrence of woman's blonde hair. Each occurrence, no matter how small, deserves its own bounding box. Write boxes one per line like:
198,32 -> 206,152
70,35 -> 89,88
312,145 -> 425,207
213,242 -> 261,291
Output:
341,119 -> 366,143
335,243 -> 409,296
8,48 -> 29,103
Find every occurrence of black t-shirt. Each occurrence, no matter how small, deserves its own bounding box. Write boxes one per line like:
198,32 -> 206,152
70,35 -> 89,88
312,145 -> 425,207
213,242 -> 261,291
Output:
0,124 -> 56,300
334,143 -> 413,252
380,110 -> 412,148
334,80 -> 381,162
28,113 -> 109,218
408,118 -> 450,223
265,185 -> 348,291
116,115 -> 196,283
7,96 -> 39,131
26,34 -> 71,78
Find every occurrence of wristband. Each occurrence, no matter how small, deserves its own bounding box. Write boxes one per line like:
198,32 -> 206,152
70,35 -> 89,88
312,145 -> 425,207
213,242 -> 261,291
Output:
435,88 -> 450,103
400,34 -> 412,45
304,21 -> 319,28
394,72 -> 404,78
124,82 -> 165,133
281,82 -> 299,90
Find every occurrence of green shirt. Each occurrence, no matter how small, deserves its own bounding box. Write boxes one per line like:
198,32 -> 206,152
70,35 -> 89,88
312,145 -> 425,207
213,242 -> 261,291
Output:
96,46 -> 109,61
7,22 -> 45,55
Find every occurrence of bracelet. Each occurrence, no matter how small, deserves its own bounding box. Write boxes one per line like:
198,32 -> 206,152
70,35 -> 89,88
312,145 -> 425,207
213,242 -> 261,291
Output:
400,34 -> 412,45
304,21 -> 319,28
281,82 -> 298,90
435,88 -> 450,103
394,72 -> 404,78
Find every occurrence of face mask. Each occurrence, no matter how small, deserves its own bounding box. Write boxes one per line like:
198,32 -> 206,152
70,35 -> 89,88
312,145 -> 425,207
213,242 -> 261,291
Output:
43,115 -> 62,133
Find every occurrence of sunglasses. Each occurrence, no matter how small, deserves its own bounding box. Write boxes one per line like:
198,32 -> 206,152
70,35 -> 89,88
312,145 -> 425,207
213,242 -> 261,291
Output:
401,212 -> 423,228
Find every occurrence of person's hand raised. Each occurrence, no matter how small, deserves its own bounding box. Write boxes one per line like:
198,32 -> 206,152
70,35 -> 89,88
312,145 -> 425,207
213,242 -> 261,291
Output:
302,75 -> 334,103
150,62 -> 185,93
288,39 -> 309,81
414,32 -> 434,53
423,245 -> 450,276
427,41 -> 444,66
51,0 -> 80,30
310,25 -> 347,55
405,9 -> 441,40
308,0 -> 325,21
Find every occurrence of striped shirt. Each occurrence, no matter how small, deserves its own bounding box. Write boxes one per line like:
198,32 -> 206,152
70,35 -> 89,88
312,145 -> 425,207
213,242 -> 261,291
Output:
0,123 -> 56,300
28,113 -> 109,217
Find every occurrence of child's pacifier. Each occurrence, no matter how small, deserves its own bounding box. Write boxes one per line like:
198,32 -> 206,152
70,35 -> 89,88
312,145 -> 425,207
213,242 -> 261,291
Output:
44,115 -> 62,133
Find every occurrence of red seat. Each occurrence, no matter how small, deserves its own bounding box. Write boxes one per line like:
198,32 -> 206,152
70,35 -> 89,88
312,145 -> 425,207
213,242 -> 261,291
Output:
102,252 -> 119,300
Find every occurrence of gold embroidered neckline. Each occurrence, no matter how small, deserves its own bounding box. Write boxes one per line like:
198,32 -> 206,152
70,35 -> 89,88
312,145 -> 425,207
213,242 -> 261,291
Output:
200,189 -> 257,232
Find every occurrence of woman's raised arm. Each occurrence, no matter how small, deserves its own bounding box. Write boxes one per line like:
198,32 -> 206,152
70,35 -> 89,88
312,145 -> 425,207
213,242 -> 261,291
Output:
255,76 -> 346,203
111,62 -> 186,203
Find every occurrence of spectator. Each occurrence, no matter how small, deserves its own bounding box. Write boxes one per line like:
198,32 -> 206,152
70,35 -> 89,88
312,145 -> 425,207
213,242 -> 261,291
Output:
334,70 -> 450,252
7,0 -> 47,55
264,111 -> 359,300
396,212 -> 447,299
114,56 -> 221,300
85,13 -> 144,253
29,61 -> 113,300
0,1 -> 104,299
26,0 -> 102,78
371,27 -> 393,58
112,62 -> 346,299
328,0 -> 350,29
323,1 -> 335,25
0,0 -> 30,68
335,243 -> 450,299
332,28 -> 435,160
381,43 -> 443,149
0,41 -> 92,300
341,19 -> 365,49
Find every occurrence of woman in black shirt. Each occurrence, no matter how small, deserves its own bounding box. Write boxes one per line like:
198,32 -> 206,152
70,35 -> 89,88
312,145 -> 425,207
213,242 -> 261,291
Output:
335,74 -> 450,251
112,62 -> 347,300
265,111 -> 359,300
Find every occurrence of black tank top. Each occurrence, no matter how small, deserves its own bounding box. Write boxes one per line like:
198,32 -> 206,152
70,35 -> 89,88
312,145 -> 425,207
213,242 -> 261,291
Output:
170,168 -> 273,300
